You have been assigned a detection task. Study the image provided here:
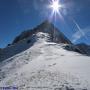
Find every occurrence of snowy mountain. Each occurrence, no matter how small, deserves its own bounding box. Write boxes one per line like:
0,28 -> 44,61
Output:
0,20 -> 90,90
10,20 -> 90,56
0,20 -> 72,62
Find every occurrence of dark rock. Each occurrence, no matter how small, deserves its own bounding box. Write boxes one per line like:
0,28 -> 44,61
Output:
54,88 -> 62,90
27,40 -> 31,44
64,43 -> 90,56
66,86 -> 75,90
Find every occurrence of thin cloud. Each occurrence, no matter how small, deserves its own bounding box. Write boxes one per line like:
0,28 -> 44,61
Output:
72,26 -> 90,43
72,31 -> 83,43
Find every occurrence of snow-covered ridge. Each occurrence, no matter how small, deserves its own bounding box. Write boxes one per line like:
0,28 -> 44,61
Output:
0,32 -> 90,90
0,32 -> 56,62
0,21 -> 90,90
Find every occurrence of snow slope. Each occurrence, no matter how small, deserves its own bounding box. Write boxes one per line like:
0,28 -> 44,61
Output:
0,32 -> 90,90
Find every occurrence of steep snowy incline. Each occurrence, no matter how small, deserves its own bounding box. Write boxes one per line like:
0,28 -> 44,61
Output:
0,32 -> 90,90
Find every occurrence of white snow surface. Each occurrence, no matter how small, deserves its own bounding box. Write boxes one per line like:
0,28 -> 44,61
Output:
0,32 -> 90,90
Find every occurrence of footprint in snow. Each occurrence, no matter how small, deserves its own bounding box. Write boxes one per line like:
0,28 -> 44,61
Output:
61,54 -> 65,56
48,63 -> 57,67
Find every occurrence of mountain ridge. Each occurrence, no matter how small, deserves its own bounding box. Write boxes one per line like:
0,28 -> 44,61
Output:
10,20 -> 90,56
12,20 -> 72,45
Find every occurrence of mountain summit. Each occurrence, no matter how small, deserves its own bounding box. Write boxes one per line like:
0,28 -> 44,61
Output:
12,20 -> 72,45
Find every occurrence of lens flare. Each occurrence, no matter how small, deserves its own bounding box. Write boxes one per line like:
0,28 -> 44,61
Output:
50,0 -> 62,13
48,0 -> 63,20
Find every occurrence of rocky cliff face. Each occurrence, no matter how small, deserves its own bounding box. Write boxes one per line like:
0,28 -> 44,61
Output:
12,20 -> 72,45
64,43 -> 90,56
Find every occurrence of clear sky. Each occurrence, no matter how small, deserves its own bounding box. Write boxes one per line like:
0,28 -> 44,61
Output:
0,0 -> 90,48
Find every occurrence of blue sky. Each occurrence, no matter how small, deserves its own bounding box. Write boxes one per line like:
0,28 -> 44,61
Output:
0,0 -> 90,48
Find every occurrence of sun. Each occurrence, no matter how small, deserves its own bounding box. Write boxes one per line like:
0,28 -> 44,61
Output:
50,0 -> 61,13
49,0 -> 62,15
